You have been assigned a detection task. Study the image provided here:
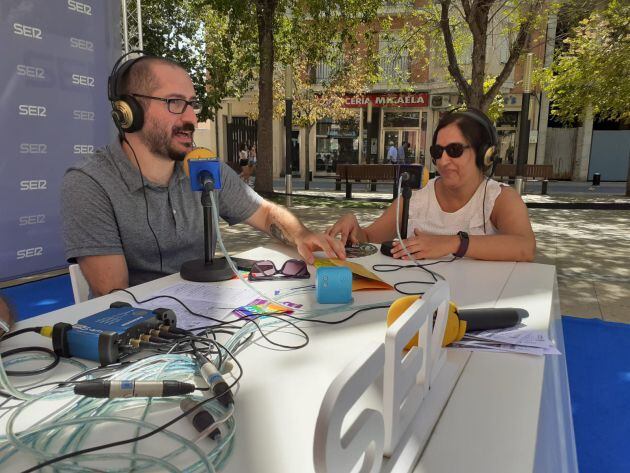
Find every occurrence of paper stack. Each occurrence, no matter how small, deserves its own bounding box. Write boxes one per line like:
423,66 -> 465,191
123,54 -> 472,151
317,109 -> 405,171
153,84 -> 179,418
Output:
451,325 -> 561,356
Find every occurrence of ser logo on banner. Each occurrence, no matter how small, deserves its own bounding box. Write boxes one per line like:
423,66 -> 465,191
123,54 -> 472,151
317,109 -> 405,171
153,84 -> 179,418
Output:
13,23 -> 42,40
73,144 -> 94,154
17,247 -> 44,260
20,144 -> 48,155
72,74 -> 95,87
18,105 -> 47,117
20,180 -> 47,191
67,0 -> 92,15
70,37 -> 94,52
73,110 -> 94,121
16,65 -> 46,80
19,215 -> 46,226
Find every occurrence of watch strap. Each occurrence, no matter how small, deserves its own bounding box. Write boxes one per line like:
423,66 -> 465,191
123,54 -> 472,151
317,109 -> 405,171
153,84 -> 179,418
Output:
453,231 -> 469,258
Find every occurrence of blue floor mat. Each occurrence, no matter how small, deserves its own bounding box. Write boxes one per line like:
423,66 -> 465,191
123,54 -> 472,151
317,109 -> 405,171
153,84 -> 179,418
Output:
562,316 -> 630,473
1,274 -> 74,320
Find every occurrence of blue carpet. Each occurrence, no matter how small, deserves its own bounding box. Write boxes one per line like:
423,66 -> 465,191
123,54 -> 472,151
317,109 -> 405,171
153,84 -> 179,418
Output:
562,316 -> 630,473
1,274 -> 74,320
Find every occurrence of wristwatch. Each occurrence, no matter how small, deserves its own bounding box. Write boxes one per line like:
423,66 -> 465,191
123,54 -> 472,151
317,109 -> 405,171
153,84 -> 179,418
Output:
453,231 -> 469,258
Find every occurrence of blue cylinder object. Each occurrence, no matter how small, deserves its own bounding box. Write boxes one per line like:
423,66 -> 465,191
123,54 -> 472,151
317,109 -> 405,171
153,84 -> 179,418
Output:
316,267 -> 353,304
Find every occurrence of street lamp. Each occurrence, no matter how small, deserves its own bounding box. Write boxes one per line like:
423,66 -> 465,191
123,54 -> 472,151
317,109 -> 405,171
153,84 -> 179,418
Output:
285,65 -> 293,203
515,53 -> 534,194
304,89 -> 314,191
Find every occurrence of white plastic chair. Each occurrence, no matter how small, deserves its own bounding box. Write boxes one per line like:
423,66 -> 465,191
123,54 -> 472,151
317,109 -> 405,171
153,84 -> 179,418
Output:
69,264 -> 90,304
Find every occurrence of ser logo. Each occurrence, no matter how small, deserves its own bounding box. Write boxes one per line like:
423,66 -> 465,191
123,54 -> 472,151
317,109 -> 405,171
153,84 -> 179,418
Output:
13,23 -> 42,40
20,180 -> 47,191
16,65 -> 46,80
18,105 -> 47,117
68,0 -> 92,15
19,215 -> 46,226
73,110 -> 94,121
74,144 -> 94,154
71,74 -> 95,87
20,143 -> 48,154
70,37 -> 94,51
17,247 -> 44,260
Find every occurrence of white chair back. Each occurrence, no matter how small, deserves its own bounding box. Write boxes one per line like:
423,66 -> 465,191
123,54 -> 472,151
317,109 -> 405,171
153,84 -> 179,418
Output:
69,264 -> 89,304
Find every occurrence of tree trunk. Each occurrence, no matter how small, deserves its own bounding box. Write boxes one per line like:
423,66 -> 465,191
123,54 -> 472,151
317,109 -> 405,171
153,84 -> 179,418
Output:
467,0 -> 491,110
254,0 -> 278,194
440,0 -> 543,114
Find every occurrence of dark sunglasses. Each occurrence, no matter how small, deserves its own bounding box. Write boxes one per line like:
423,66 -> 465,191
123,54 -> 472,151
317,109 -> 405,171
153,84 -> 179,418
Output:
430,143 -> 471,160
248,259 -> 310,281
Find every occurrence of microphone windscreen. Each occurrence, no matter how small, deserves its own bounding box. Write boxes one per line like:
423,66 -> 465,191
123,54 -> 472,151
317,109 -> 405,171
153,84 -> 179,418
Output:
456,308 -> 528,331
184,147 -> 216,176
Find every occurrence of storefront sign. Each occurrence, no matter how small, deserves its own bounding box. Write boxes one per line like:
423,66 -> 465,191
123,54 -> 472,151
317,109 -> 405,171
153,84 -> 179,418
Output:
345,92 -> 429,108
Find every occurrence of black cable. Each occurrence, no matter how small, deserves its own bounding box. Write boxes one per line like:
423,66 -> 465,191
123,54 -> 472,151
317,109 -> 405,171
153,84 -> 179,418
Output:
0,347 -> 60,377
0,326 -> 43,342
392,282 -> 429,295
121,135 -> 164,273
109,288 -> 310,350
21,348 -> 243,473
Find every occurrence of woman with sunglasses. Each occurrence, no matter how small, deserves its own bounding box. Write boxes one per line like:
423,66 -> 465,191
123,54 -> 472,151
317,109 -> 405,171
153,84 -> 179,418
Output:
327,109 -> 535,262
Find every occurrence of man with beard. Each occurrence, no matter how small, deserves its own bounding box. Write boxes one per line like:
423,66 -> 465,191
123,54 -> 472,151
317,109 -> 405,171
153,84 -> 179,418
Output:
61,56 -> 345,297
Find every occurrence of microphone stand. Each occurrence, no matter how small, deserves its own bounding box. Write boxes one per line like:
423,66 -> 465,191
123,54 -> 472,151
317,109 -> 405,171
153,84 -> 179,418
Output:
180,177 -> 233,282
380,175 -> 412,257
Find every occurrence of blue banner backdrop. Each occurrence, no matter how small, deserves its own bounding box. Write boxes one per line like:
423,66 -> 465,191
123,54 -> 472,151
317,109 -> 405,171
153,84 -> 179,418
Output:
0,0 -> 120,282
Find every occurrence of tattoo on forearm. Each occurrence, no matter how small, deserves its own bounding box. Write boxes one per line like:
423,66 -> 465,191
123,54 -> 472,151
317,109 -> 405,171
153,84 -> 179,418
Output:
269,223 -> 292,245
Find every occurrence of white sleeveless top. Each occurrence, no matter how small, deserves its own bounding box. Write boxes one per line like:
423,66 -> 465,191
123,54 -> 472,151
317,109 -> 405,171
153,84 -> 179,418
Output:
407,178 -> 506,236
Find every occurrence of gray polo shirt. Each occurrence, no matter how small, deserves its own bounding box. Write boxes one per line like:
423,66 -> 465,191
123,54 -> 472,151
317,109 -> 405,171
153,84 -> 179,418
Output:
61,140 -> 263,286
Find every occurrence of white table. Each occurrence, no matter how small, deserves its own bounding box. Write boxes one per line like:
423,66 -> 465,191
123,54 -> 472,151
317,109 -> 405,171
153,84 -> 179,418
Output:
0,244 -> 577,472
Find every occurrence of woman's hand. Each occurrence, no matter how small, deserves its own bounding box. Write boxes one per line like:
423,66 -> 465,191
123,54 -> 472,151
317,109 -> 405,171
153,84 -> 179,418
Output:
326,213 -> 367,246
391,229 -> 459,260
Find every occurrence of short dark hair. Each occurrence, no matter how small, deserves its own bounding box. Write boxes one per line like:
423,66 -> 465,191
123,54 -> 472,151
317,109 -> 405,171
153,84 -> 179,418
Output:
118,56 -> 186,96
432,109 -> 495,170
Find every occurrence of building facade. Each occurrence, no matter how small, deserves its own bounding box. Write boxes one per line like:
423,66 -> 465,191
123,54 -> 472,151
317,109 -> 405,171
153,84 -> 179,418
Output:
200,3 -> 552,180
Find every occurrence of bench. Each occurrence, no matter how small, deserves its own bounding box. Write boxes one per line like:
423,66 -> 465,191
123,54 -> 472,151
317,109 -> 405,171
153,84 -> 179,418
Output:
335,164 -> 399,198
493,164 -> 554,194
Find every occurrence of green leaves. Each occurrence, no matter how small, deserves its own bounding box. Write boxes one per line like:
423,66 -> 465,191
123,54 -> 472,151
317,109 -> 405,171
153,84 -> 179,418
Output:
544,0 -> 630,124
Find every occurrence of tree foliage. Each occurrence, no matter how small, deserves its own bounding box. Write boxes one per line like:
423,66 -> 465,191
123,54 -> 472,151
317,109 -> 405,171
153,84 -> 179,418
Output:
542,0 -> 630,124
196,0 -> 383,193
141,0 -> 257,121
395,0 -> 547,114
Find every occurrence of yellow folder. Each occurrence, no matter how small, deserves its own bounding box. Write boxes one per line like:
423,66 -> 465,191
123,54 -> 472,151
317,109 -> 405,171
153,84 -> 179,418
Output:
314,258 -> 393,291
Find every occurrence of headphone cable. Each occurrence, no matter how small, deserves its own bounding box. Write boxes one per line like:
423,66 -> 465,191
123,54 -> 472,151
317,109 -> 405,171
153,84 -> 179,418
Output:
121,134 -> 164,273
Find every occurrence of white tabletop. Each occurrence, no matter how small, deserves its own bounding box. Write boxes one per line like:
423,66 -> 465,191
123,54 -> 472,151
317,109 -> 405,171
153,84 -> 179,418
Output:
0,245 -> 577,472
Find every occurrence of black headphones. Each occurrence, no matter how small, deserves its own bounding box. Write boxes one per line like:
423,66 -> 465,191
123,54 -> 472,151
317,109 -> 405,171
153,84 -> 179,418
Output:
107,50 -> 154,133
432,108 -> 499,171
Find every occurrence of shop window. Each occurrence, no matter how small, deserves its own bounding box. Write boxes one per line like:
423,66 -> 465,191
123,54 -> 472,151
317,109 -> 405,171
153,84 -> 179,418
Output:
383,111 -> 420,128
315,116 -> 359,174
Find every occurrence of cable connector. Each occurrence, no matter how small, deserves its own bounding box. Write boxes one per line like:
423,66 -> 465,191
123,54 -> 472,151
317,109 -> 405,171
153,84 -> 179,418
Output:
74,380 -> 196,398
159,325 -> 189,335
140,333 -> 169,344
39,326 -> 54,338
194,353 -> 233,406
150,329 -> 182,340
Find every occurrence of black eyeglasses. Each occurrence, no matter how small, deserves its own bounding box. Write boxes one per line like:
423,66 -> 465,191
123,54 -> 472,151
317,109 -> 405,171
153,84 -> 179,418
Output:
132,93 -> 202,115
248,259 -> 310,281
430,143 -> 471,160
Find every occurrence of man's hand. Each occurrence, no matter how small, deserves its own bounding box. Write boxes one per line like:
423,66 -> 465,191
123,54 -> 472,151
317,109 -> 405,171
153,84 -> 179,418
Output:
391,229 -> 459,260
326,213 -> 367,246
295,230 -> 346,264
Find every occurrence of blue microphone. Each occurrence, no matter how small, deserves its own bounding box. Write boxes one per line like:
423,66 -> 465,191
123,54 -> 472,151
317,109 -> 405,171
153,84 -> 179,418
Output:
188,157 -> 222,191
181,148 -> 233,282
